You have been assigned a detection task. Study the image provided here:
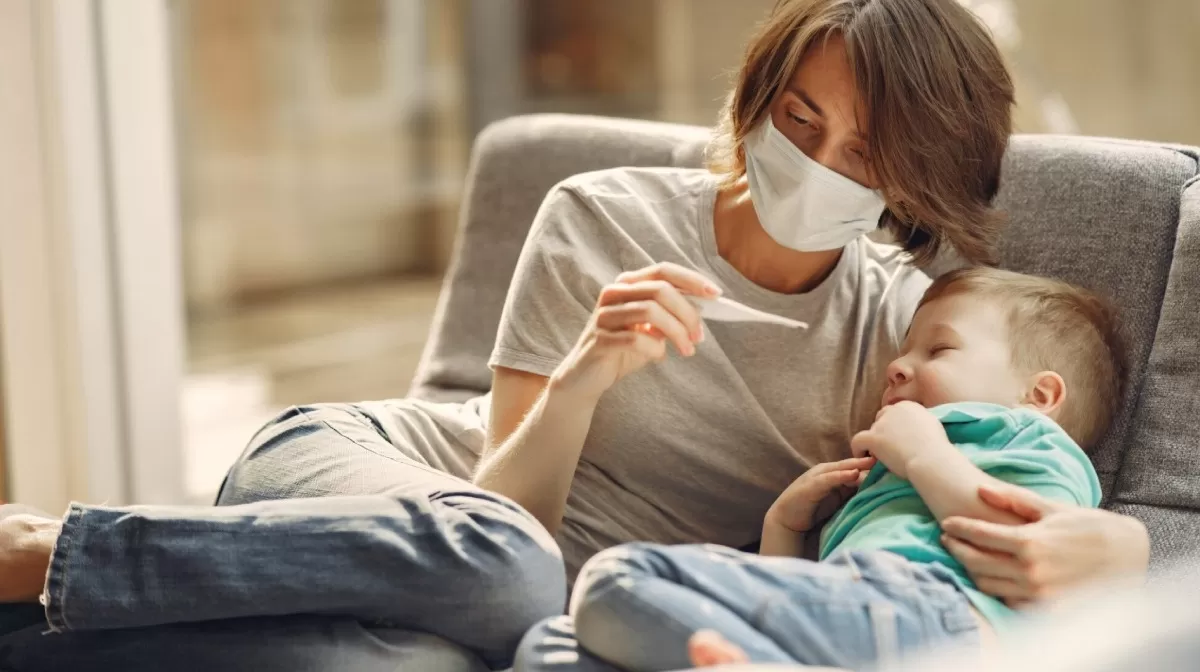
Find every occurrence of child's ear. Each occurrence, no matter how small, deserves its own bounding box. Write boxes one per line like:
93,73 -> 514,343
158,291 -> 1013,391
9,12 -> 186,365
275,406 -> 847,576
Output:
1024,371 -> 1067,415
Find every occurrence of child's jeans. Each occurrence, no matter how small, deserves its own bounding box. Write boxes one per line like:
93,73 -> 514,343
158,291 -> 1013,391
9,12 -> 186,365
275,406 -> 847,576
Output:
516,544 -> 982,672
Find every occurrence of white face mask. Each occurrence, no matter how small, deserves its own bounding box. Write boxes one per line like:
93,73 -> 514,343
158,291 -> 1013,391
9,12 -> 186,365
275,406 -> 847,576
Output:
743,116 -> 887,251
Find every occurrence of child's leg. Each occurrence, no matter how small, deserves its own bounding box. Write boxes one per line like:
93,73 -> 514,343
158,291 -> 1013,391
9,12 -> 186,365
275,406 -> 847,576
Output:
571,544 -> 807,671
571,545 -> 980,672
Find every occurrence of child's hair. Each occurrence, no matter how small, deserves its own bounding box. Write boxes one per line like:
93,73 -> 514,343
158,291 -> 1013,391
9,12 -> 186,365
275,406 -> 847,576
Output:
919,267 -> 1128,450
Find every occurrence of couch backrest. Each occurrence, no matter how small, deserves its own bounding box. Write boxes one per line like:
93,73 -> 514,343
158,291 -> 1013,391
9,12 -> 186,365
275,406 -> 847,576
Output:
409,115 -> 709,402
1110,163 -> 1200,566
989,136 -> 1198,496
409,114 -> 1200,565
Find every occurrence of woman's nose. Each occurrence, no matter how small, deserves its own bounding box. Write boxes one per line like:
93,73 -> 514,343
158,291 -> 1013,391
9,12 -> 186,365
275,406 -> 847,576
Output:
807,140 -> 854,182
808,141 -> 839,173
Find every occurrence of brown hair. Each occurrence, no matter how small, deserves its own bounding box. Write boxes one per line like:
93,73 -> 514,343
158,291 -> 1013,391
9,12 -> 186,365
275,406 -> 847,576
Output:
920,268 -> 1128,450
708,0 -> 1015,267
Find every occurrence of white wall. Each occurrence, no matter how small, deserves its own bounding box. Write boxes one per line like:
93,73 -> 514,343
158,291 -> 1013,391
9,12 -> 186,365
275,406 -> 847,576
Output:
0,0 -> 188,510
1011,0 -> 1200,144
0,0 -> 75,511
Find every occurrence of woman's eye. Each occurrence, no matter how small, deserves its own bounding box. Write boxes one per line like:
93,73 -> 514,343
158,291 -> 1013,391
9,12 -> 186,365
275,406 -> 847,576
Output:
788,112 -> 812,127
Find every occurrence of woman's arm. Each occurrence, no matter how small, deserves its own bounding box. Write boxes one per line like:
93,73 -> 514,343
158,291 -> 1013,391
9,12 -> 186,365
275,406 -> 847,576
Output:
474,368 -> 597,535
942,484 -> 1150,603
475,262 -> 717,535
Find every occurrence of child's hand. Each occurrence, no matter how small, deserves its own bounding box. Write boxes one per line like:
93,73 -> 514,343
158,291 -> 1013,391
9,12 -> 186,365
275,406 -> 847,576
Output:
851,401 -> 950,479
766,456 -> 877,532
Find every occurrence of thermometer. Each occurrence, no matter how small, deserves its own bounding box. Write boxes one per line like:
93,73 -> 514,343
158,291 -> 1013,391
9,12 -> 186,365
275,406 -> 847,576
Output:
688,296 -> 808,329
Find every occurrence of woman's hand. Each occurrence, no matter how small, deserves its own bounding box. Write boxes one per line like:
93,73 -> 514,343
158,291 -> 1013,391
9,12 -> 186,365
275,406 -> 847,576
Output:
550,263 -> 720,404
766,457 -> 877,533
479,262 -> 716,532
942,482 -> 1150,607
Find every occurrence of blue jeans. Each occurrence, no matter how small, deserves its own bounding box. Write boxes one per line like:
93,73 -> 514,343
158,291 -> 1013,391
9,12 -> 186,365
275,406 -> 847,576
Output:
516,544 -> 980,672
0,615 -> 491,672
4,402 -> 566,671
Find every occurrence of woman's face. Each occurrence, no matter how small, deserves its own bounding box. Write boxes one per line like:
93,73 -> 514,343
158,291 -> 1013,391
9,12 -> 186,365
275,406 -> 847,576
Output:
768,33 -> 875,188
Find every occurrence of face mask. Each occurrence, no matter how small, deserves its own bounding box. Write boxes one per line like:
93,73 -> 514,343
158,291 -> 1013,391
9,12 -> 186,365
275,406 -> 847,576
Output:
743,116 -> 887,251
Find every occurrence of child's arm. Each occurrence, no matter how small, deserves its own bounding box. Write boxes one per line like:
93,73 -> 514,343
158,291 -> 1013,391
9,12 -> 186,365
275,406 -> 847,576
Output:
905,442 -> 1026,526
852,402 -> 1025,526
760,457 -> 876,557
760,516 -> 807,557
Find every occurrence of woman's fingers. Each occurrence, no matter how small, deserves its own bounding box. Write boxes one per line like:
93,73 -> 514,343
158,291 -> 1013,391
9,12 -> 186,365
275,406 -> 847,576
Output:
595,328 -> 667,362
972,576 -> 1031,602
616,262 -> 721,299
941,516 -> 1029,556
631,322 -> 664,339
599,281 -> 704,343
941,534 -> 1024,581
977,482 -> 1063,523
596,300 -> 694,356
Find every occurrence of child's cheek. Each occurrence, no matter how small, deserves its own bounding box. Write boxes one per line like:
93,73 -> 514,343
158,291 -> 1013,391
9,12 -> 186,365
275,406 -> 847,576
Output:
920,367 -> 958,407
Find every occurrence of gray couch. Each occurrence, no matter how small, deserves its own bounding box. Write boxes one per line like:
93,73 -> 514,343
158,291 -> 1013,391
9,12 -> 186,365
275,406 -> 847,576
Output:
410,113 -> 1200,572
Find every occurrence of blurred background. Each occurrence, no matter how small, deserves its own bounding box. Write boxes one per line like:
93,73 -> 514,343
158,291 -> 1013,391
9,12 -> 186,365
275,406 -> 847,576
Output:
1,0 -> 1197,511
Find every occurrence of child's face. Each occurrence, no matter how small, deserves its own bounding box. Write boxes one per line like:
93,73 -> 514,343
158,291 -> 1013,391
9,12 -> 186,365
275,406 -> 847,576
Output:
882,294 -> 1028,409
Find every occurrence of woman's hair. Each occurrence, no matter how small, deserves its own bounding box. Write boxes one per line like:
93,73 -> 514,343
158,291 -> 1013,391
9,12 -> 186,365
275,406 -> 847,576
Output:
920,267 -> 1129,451
708,0 -> 1015,267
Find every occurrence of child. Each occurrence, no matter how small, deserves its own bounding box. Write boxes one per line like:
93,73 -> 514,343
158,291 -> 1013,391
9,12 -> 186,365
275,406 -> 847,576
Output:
518,267 -> 1127,671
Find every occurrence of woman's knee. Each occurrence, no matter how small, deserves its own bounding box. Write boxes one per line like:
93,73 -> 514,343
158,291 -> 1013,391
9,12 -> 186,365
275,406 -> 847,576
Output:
434,492 -> 567,620
514,615 -> 591,672
411,492 -> 566,666
215,404 -> 354,505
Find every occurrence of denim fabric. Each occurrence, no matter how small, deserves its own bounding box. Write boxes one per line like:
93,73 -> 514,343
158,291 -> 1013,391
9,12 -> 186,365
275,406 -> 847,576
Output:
0,615 -> 490,672
28,403 -> 565,671
517,544 -> 979,672
0,605 -> 44,639
516,615 -> 624,672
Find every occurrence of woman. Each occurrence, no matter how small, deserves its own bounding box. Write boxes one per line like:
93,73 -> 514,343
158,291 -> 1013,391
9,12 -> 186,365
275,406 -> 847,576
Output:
0,0 -> 1148,670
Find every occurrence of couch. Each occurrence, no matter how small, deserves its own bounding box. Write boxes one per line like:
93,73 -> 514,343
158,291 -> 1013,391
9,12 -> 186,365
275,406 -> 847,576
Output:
410,113 -> 1200,574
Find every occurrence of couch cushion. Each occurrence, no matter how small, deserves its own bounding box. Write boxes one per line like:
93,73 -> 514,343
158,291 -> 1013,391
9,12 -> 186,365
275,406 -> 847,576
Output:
1110,502 -> 1200,573
991,136 -> 1199,496
409,115 -> 708,401
1112,172 -> 1200,512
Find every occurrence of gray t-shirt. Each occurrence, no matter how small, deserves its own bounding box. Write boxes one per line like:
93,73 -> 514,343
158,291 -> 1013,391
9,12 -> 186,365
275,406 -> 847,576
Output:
487,167 -> 932,577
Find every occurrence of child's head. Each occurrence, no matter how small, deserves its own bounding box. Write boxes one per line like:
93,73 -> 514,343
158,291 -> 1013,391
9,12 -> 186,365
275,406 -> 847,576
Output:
883,268 -> 1127,449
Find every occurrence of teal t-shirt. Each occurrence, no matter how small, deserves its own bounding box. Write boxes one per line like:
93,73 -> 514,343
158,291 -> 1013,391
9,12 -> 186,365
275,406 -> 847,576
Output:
818,402 -> 1102,632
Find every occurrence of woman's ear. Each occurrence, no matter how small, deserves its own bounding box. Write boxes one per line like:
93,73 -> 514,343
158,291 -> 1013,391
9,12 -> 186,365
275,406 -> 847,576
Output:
1023,371 -> 1067,416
